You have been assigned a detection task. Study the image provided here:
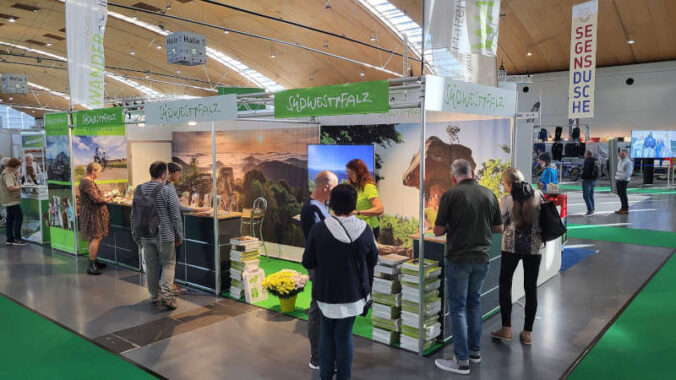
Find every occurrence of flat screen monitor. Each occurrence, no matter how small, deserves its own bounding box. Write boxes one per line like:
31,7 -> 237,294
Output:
630,130 -> 675,158
307,144 -> 375,186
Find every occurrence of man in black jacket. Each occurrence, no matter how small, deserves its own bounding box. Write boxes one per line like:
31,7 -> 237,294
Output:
580,151 -> 598,216
300,170 -> 337,370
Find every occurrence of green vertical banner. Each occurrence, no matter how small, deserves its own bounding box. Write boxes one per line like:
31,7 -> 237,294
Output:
45,112 -> 77,254
273,80 -> 390,118
217,87 -> 266,111
73,107 -> 128,255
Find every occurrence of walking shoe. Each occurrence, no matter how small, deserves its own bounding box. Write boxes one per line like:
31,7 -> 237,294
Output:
585,211 -> 594,216
520,331 -> 533,345
469,351 -> 481,363
86,260 -> 102,275
13,240 -> 29,247
172,283 -> 188,295
161,297 -> 177,310
615,209 -> 628,215
490,328 -> 512,342
308,354 -> 319,370
435,357 -> 470,375
150,296 -> 161,306
5,240 -> 16,246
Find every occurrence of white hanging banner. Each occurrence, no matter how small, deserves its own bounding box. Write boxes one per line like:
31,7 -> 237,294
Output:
424,0 -> 501,86
66,0 -> 108,109
425,75 -> 516,118
144,95 -> 238,125
568,0 -> 598,119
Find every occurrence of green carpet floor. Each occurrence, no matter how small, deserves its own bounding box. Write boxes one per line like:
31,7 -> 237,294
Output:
223,257 -> 443,355
567,224 -> 676,249
0,294 -> 157,380
568,252 -> 676,379
559,184 -> 676,194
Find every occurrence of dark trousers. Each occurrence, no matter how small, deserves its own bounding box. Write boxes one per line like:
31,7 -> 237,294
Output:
5,205 -> 23,242
319,314 -> 355,380
582,179 -> 596,212
499,251 -> 542,332
308,270 -> 320,358
616,180 -> 629,210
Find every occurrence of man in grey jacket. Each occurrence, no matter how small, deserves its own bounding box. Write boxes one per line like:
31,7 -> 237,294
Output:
615,149 -> 633,215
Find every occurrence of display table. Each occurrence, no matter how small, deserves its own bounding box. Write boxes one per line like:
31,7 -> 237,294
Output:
176,212 -> 242,293
20,185 -> 50,244
99,203 -> 142,270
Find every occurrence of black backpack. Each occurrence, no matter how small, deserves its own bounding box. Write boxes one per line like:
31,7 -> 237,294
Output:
132,183 -> 164,239
539,199 -> 566,242
590,163 -> 599,179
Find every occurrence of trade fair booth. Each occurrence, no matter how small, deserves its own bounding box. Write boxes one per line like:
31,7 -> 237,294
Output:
39,76 -> 562,356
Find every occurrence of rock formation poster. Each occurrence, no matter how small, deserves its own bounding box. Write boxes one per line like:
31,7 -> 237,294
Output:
172,126 -> 319,247
321,119 -> 510,248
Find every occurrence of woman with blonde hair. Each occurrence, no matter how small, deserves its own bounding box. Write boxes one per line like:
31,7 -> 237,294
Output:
346,158 -> 384,240
491,168 -> 543,345
79,162 -> 113,275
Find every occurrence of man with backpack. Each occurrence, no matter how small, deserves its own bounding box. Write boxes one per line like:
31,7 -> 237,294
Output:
581,151 -> 599,216
131,161 -> 183,310
300,170 -> 338,371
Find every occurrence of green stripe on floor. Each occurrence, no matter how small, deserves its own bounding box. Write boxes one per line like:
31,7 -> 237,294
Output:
559,184 -> 676,194
567,224 -> 676,249
568,252 -> 676,379
0,295 -> 157,380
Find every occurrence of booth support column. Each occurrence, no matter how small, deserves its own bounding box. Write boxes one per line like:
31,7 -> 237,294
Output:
212,121 -> 220,295
68,114 -> 80,256
417,79 -> 427,356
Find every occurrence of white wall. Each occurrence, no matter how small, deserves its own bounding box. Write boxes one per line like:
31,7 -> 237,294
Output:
517,61 -> 676,139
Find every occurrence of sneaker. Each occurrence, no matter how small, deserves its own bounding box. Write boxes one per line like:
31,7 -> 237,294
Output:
435,357 -> 470,375
584,211 -> 594,216
172,283 -> 188,295
308,354 -> 319,370
160,297 -> 177,310
5,241 -> 16,246
469,351 -> 481,364
13,240 -> 29,247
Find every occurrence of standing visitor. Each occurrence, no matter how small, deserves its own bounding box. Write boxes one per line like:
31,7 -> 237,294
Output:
490,168 -> 543,345
78,162 -> 113,275
433,159 -> 503,375
132,161 -> 183,310
580,151 -> 599,216
1,158 -> 28,246
300,170 -> 338,370
302,184 -> 378,380
537,152 -> 558,192
346,158 -> 384,240
615,149 -> 633,215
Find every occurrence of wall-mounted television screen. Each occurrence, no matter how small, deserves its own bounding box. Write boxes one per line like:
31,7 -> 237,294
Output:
630,130 -> 675,158
307,144 -> 375,187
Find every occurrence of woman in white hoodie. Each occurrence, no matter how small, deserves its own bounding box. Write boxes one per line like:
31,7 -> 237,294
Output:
303,184 -> 379,380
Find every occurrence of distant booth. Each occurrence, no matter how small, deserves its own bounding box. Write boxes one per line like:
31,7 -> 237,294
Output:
42,76 -> 562,356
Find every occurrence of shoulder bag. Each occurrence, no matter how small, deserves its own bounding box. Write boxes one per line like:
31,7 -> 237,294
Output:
539,195 -> 566,242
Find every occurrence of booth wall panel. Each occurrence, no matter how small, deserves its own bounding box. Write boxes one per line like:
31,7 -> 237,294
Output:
99,244 -> 116,262
117,247 -> 140,270
185,241 -> 214,270
129,142 -> 172,187
114,228 -> 137,252
186,266 -> 215,290
175,263 -> 186,282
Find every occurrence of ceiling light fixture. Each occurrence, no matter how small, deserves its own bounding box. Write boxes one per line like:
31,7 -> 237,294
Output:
224,29 -> 229,34
527,51 -> 533,57
627,39 -> 635,44
370,32 -> 376,42
9,97 -> 13,100
130,48 -> 135,55
8,17 -> 16,23
176,69 -> 181,74
322,40 -> 329,49
360,71 -> 365,77
46,43 -> 52,47
156,44 -> 162,50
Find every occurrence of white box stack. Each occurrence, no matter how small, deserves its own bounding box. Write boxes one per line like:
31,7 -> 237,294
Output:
229,236 -> 261,299
371,254 -> 409,346
399,258 -> 443,353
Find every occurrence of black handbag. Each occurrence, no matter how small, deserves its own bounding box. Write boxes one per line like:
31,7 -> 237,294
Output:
539,197 -> 566,242
332,216 -> 372,317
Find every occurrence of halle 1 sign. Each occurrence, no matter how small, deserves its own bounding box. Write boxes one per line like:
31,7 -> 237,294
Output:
568,0 -> 598,119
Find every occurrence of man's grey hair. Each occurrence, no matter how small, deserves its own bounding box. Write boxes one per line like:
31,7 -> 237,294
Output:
25,153 -> 34,160
315,170 -> 338,187
451,159 -> 472,178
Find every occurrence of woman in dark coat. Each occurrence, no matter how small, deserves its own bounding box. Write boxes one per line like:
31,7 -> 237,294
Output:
79,162 -> 112,275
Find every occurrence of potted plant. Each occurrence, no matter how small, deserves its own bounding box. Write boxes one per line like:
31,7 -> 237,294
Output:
262,269 -> 309,312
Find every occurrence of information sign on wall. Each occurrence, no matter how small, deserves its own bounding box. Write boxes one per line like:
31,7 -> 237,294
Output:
1,74 -> 29,94
425,75 -> 516,118
274,80 -> 389,118
74,107 -> 125,135
144,95 -> 237,125
568,0 -> 598,119
166,32 -> 207,66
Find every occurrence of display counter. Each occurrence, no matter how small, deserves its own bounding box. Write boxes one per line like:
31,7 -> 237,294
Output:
175,212 -> 242,293
99,203 -> 141,270
20,185 -> 50,244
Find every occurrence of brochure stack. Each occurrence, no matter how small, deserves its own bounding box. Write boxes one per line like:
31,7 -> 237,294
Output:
371,254 -> 408,346
399,258 -> 443,353
229,236 -> 261,299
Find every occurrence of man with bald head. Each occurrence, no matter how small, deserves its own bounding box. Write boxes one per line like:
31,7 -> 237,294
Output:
301,170 -> 338,370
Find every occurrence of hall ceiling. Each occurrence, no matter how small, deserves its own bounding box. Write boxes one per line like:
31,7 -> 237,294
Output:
0,0 -> 674,119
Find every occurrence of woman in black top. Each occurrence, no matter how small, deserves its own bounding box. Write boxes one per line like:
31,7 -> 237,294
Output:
303,184 -> 378,380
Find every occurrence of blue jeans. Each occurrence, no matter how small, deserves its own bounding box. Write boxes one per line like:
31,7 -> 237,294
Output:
582,179 -> 596,212
320,314 -> 355,380
446,260 -> 489,360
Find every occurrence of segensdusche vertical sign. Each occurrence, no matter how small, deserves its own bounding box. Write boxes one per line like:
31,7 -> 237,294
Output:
568,0 -> 598,119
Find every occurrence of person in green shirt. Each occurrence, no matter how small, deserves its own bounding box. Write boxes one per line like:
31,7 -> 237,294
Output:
346,158 -> 384,240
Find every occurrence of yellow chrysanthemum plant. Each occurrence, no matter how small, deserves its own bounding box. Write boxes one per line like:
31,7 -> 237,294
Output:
262,269 -> 309,299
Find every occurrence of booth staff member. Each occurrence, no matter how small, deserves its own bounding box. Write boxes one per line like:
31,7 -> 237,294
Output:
79,162 -> 113,275
346,158 -> 384,240
1,158 -> 28,246
537,152 -> 558,192
300,170 -> 338,371
615,149 -> 633,215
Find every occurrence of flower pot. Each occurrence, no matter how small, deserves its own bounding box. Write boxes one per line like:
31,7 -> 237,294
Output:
279,294 -> 298,313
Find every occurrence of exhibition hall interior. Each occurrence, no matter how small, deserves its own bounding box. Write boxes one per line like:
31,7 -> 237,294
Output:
0,0 -> 675,379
